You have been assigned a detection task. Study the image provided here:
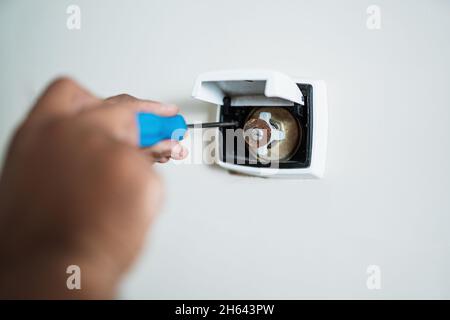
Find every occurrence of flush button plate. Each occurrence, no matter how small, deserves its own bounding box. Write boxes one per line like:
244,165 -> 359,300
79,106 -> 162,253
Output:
191,70 -> 327,178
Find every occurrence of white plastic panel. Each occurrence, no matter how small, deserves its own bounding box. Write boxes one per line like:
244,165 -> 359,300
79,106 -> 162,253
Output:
192,70 -> 304,106
213,78 -> 328,179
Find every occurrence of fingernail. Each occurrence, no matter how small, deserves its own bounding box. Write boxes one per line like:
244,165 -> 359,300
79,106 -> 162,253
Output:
180,146 -> 188,158
171,144 -> 182,158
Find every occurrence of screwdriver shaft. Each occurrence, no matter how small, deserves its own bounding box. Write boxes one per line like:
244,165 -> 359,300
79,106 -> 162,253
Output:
187,121 -> 238,129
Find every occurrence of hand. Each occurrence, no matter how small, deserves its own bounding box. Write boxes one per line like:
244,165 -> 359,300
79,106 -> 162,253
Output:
0,78 -> 187,299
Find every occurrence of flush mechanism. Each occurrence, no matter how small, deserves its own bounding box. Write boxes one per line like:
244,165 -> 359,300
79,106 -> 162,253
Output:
243,107 -> 301,162
244,111 -> 286,158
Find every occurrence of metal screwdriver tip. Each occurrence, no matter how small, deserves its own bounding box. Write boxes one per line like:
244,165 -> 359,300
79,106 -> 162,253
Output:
187,121 -> 238,129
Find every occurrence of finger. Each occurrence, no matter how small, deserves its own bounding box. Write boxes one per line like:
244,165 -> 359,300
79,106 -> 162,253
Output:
158,157 -> 170,164
105,94 -> 179,116
170,144 -> 189,160
82,105 -> 139,146
142,140 -> 188,161
30,77 -> 100,121
143,140 -> 179,158
82,98 -> 182,147
177,145 -> 189,160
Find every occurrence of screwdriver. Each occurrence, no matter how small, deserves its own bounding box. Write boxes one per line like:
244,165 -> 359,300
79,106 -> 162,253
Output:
137,113 -> 238,147
186,121 -> 239,129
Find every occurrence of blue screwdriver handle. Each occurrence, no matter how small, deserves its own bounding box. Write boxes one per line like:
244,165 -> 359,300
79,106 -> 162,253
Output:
137,113 -> 187,148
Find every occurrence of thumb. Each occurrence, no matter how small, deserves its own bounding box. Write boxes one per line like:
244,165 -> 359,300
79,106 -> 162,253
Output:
82,104 -> 141,146
77,95 -> 184,148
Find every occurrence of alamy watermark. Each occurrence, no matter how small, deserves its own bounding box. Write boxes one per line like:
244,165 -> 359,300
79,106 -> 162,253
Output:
366,5 -> 381,30
66,5 -> 81,30
66,265 -> 81,290
366,265 -> 381,290
170,126 -> 283,174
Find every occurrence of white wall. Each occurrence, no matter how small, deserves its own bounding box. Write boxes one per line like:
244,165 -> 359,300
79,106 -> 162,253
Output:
1,0 -> 449,299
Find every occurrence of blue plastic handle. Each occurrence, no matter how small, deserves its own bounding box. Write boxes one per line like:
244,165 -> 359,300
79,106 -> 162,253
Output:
137,113 -> 187,148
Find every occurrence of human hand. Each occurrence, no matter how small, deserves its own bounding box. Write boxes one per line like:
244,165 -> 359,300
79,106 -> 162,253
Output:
0,78 -> 187,298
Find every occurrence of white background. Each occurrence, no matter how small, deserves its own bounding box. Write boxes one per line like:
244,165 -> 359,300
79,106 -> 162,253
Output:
1,0 -> 449,299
